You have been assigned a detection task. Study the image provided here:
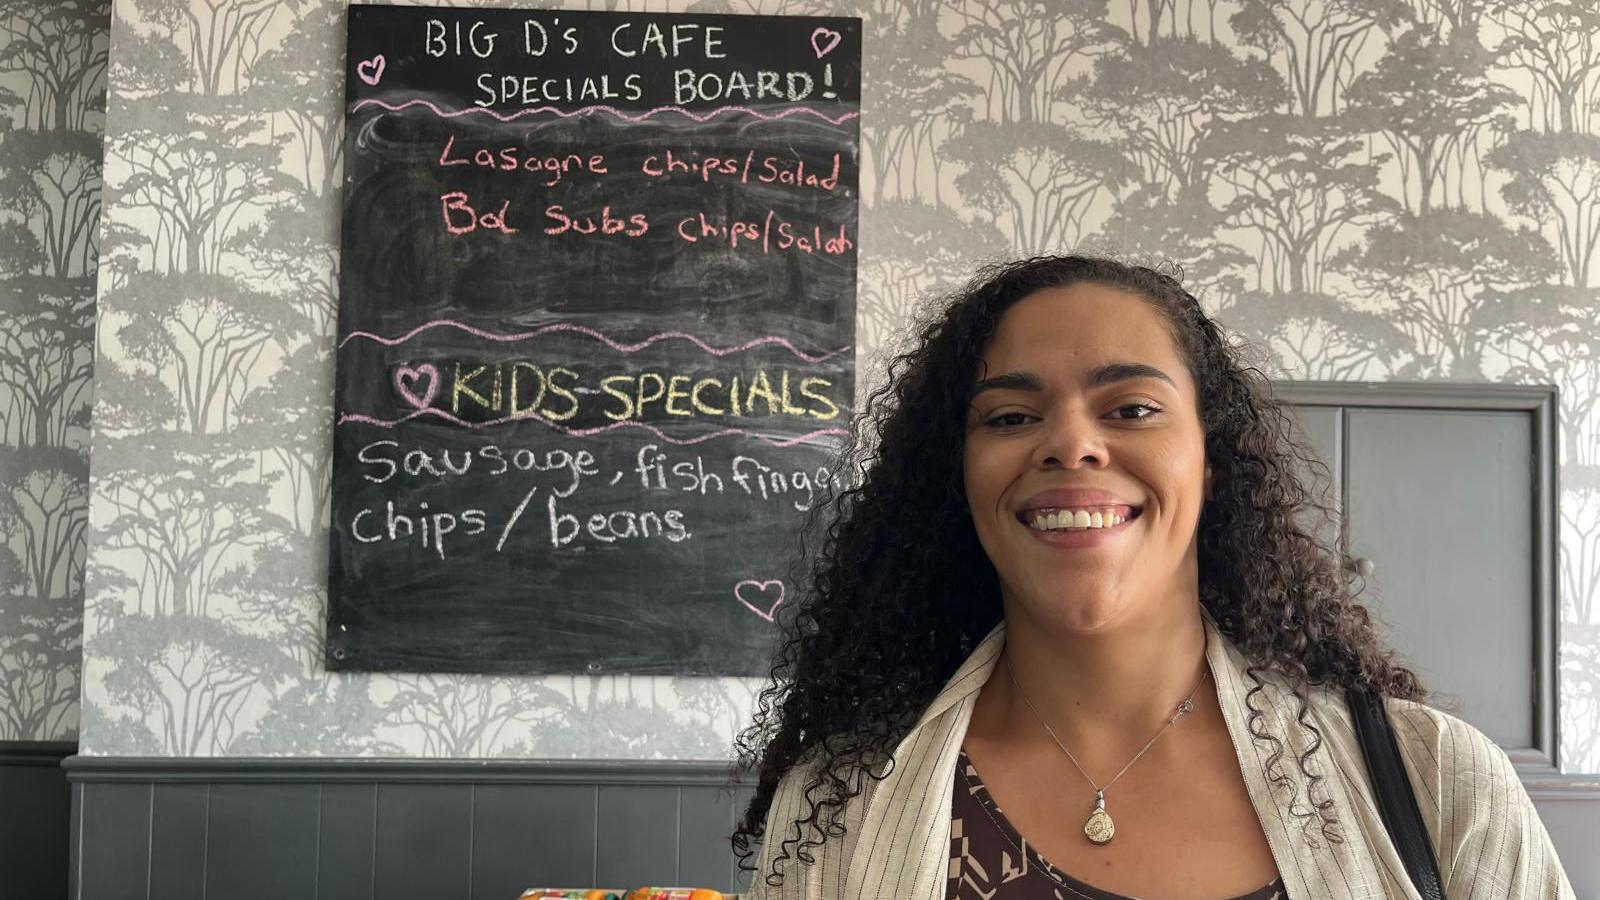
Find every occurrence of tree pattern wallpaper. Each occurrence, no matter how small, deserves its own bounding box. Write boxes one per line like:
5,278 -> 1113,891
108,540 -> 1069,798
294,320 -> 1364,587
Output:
0,0 -> 106,744
2,0 -> 1597,767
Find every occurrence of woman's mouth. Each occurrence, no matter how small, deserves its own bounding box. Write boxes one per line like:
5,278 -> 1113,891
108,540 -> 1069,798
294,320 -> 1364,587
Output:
1017,505 -> 1142,531
1014,505 -> 1143,548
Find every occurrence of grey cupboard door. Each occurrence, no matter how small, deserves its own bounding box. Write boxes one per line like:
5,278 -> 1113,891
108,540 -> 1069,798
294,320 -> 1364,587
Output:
1344,407 -> 1536,754
1283,404 -> 1343,538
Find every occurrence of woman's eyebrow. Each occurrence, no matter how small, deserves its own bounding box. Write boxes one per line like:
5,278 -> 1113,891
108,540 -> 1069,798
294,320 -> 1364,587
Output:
971,362 -> 1175,397
971,370 -> 1044,397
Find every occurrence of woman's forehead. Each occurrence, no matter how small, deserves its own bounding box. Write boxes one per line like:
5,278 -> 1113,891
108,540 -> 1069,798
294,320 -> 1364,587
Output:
980,285 -> 1186,373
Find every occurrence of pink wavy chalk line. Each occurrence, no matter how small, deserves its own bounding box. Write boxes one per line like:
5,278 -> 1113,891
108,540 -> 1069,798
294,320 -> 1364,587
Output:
340,319 -> 849,364
352,97 -> 860,126
337,409 -> 847,449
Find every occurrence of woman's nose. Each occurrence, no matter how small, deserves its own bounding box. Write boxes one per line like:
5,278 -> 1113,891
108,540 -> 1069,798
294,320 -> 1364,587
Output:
1030,409 -> 1107,469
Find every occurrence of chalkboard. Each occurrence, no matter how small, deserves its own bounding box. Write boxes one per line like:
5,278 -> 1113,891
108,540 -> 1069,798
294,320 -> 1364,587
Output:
328,4 -> 860,675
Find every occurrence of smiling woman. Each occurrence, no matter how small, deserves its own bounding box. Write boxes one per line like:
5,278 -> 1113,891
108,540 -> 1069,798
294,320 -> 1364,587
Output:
730,255 -> 1576,900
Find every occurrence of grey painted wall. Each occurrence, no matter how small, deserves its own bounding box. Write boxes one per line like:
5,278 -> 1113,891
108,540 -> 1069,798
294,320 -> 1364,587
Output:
2,0 -> 1599,767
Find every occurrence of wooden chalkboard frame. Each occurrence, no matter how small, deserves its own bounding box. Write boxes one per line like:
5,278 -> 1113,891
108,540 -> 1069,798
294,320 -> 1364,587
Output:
327,4 -> 861,676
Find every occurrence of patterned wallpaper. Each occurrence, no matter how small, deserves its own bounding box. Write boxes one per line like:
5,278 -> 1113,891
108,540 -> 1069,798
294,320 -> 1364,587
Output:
3,0 -> 1597,766
0,0 -> 107,743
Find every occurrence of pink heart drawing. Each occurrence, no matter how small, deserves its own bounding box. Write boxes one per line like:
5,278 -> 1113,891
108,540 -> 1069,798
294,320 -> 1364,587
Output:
393,363 -> 438,410
810,27 -> 841,59
734,579 -> 786,622
356,54 -> 386,86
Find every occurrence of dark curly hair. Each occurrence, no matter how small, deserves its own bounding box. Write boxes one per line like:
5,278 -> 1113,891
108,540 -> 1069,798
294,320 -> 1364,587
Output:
729,254 -> 1427,888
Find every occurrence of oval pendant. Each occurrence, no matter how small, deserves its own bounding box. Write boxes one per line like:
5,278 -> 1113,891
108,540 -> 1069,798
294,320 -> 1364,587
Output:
1084,807 -> 1115,844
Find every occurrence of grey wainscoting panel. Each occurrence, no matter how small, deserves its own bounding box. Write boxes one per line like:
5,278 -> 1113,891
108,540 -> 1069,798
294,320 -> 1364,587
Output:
731,784 -> 757,894
596,784 -> 680,888
471,783 -> 598,900
76,782 -> 152,900
68,758 -> 755,899
206,784 -> 319,899
679,785 -> 739,890
318,783 -> 377,899
0,742 -> 74,900
374,783 -> 474,899
62,730 -> 1600,897
149,783 -> 208,900
1530,784 -> 1600,895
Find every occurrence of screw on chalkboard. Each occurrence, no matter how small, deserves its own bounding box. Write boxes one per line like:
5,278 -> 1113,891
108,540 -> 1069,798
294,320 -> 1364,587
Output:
332,647 -> 347,661
586,661 -> 603,673
821,64 -> 835,100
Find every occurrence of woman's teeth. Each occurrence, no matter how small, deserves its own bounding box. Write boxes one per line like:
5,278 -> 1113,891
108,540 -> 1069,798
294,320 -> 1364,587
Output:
1026,508 -> 1134,531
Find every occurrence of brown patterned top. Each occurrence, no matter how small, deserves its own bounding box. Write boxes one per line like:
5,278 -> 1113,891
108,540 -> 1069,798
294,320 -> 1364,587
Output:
949,747 -> 1285,900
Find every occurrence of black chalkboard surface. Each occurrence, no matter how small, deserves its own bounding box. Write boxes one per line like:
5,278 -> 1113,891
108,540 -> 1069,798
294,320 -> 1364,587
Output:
328,4 -> 860,675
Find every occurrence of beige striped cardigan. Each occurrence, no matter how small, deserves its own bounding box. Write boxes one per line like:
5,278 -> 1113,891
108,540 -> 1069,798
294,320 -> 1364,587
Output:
749,612 -> 1576,899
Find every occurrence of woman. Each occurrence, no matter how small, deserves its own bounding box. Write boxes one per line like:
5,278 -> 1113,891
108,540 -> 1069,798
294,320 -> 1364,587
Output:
730,256 -> 1574,899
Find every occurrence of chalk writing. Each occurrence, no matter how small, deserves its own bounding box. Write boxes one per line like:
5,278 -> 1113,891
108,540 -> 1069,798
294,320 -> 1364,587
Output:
367,362 -> 844,423
354,96 -> 861,125
343,440 -> 843,563
438,135 -> 610,186
675,210 -> 853,254
339,321 -> 850,364
440,191 -> 519,234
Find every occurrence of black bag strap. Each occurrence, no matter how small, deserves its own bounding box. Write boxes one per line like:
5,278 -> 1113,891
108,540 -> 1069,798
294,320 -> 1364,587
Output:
1344,686 -> 1445,900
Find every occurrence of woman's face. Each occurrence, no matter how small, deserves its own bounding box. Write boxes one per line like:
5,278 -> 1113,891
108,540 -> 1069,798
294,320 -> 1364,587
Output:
962,283 -> 1212,633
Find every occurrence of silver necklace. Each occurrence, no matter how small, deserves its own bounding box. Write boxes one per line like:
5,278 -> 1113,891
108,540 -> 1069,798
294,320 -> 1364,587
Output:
1003,653 -> 1208,846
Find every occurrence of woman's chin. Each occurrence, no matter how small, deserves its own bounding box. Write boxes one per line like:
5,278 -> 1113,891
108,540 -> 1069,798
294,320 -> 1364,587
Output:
1014,588 -> 1132,635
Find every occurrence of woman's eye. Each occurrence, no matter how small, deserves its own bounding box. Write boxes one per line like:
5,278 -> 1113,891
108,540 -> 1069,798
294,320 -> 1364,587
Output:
1115,403 -> 1162,420
984,412 -> 1032,427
